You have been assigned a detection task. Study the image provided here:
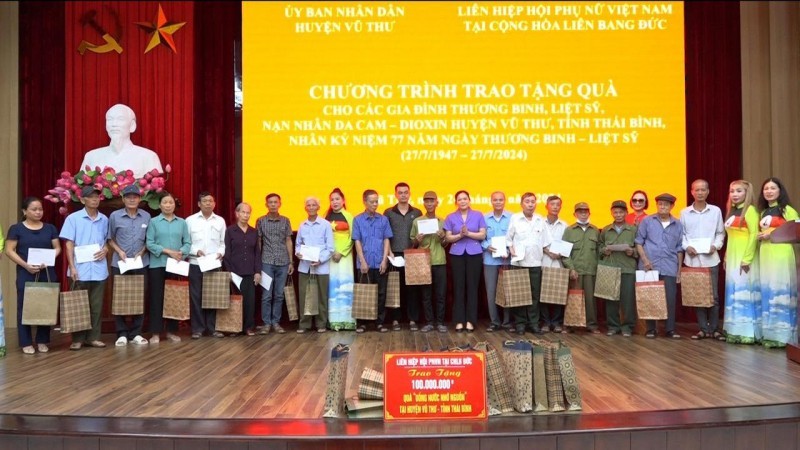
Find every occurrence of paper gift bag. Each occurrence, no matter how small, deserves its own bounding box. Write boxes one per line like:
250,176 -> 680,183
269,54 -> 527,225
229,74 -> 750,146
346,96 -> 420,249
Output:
404,249 -> 432,285
358,367 -> 384,400
111,274 -> 145,315
545,345 -> 566,412
21,272 -> 60,326
563,289 -> 586,327
322,344 -> 350,418
216,295 -> 243,333
284,277 -> 299,321
680,267 -> 714,307
495,268 -> 507,307
59,290 -> 91,333
346,397 -> 384,419
202,271 -> 231,309
531,344 -> 549,412
475,342 -> 514,415
501,267 -> 533,307
385,270 -> 401,308
303,274 -> 320,316
163,279 -> 190,321
351,275 -> 378,320
635,281 -> 668,320
557,344 -> 582,411
595,264 -> 622,301
540,267 -> 570,305
502,340 -> 533,413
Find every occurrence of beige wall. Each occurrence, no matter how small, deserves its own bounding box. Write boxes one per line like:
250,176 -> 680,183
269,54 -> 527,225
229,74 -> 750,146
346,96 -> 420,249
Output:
741,2 -> 800,199
0,2 -> 20,330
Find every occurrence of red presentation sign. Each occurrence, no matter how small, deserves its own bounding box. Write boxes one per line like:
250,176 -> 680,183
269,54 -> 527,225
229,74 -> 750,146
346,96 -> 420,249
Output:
383,351 -> 487,421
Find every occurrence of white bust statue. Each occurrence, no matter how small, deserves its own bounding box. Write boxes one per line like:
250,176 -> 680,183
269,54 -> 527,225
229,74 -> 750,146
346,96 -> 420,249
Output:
79,103 -> 164,178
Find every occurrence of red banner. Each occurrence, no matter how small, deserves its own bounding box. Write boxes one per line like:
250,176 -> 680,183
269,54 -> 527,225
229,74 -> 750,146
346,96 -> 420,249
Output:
383,351 -> 487,421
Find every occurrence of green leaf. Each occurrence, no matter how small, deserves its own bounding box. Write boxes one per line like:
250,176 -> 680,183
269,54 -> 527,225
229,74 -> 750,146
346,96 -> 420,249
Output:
147,196 -> 161,210
102,188 -> 112,198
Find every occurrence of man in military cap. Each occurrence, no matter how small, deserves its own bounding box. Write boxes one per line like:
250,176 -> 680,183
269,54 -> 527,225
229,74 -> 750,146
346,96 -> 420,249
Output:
562,202 -> 601,333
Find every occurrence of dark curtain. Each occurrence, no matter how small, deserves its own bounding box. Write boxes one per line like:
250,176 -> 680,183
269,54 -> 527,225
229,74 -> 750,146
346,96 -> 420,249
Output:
193,1 -> 240,224
19,2 -> 65,228
679,1 -> 742,323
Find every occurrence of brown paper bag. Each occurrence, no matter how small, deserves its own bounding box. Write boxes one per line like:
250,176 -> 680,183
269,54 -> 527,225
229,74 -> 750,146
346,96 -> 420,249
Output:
385,270 -> 400,308
594,264 -> 622,301
111,274 -> 145,315
322,344 -> 350,418
21,272 -> 60,326
501,267 -> 533,307
680,267 -> 714,307
635,281 -> 668,320
303,274 -> 320,316
404,249 -> 432,285
216,295 -> 243,333
202,271 -> 231,309
59,290 -> 91,333
163,279 -> 190,321
352,275 -> 378,320
540,267 -> 570,305
283,276 -> 299,321
563,289 -> 586,327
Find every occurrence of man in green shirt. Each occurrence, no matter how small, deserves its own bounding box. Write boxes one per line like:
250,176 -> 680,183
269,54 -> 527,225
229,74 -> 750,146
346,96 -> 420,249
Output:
599,200 -> 638,336
562,202 -> 601,333
410,191 -> 448,333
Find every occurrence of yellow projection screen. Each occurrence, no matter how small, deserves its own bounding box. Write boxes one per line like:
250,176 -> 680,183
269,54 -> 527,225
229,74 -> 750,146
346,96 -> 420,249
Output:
243,1 -> 686,227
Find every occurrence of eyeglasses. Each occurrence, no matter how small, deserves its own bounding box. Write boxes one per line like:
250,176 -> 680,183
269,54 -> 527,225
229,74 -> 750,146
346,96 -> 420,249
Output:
632,199 -> 646,203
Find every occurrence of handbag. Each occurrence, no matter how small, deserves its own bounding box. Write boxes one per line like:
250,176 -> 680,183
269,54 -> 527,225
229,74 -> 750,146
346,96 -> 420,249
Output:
59,289 -> 91,333
544,344 -> 566,412
322,344 -> 350,418
163,279 -> 190,321
500,267 -> 533,307
111,274 -> 145,315
563,289 -> 586,327
284,276 -> 299,321
680,267 -> 714,307
635,280 -> 668,320
495,267 -> 506,307
202,271 -> 231,309
385,269 -> 400,308
303,272 -> 320,316
404,248 -> 432,285
358,367 -> 385,400
21,271 -> 59,326
475,342 -> 514,415
594,264 -> 622,301
540,267 -> 570,305
351,274 -> 378,320
216,295 -> 243,333
501,340 -> 533,413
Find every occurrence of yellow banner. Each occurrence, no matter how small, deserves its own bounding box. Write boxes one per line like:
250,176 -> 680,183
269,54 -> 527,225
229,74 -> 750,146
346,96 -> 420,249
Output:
243,1 -> 686,227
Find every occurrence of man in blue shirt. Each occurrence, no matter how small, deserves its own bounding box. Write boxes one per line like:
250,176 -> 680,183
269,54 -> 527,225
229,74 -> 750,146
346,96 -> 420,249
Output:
481,191 -> 512,331
352,189 -> 393,333
295,197 -> 335,333
108,185 -> 151,346
60,186 -> 110,351
635,193 -> 684,339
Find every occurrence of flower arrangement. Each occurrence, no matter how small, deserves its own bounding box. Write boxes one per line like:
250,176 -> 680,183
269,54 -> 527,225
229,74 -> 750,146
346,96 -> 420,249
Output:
45,164 -> 171,215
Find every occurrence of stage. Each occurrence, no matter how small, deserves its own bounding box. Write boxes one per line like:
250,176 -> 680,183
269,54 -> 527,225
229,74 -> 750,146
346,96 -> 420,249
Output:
1,322 -> 800,449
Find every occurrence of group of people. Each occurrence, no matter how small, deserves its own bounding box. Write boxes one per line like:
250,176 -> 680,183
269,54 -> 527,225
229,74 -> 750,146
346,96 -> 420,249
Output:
0,177 -> 796,354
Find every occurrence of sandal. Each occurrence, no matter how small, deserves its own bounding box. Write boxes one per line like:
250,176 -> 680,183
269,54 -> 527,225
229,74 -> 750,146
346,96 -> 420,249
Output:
713,331 -> 726,341
691,331 -> 707,340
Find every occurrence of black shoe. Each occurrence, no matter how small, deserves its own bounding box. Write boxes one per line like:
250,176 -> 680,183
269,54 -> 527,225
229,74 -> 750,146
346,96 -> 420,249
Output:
515,327 -> 526,335
486,324 -> 500,332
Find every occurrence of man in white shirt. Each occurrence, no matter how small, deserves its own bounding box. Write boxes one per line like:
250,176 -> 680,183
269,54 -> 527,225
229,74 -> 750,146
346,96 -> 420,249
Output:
80,104 -> 164,178
541,195 -> 568,333
506,192 -> 552,335
680,179 -> 725,340
185,191 -> 226,339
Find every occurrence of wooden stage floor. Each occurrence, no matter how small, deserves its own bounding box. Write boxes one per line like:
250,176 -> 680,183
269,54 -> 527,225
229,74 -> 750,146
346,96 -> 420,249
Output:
1,322 -> 799,421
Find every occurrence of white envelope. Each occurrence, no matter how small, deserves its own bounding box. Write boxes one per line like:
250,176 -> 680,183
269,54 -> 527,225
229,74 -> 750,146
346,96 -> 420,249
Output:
74,243 -> 101,264
388,255 -> 405,267
510,247 -> 525,263
688,238 -> 712,254
417,218 -> 439,235
299,244 -> 321,262
549,240 -> 573,257
118,256 -> 144,274
259,271 -> 273,290
635,270 -> 660,282
166,258 -> 190,276
490,236 -> 508,258
27,248 -> 56,267
230,272 -> 243,289
198,254 -> 222,272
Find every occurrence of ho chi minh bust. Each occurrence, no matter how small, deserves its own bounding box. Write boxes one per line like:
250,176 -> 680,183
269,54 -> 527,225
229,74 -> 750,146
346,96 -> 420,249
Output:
79,103 -> 164,178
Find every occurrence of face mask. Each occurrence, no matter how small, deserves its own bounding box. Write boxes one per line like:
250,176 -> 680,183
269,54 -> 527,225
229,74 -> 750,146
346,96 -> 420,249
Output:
577,219 -> 590,226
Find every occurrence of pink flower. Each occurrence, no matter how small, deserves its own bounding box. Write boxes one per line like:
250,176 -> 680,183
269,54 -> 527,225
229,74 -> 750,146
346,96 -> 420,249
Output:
155,187 -> 163,193
85,165 -> 91,172
61,171 -> 71,179
99,194 -> 106,200
139,179 -> 147,187
58,206 -> 68,215
93,183 -> 103,191
83,175 -> 92,184
165,164 -> 171,173
126,170 -> 133,177
111,187 -> 119,196
149,169 -> 160,177
144,173 -> 153,181
94,166 -> 101,173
